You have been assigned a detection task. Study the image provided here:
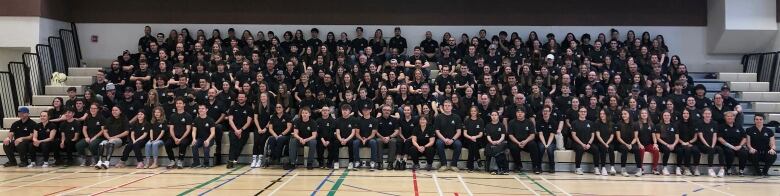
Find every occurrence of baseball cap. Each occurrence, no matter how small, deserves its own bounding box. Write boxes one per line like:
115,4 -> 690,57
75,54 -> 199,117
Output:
721,85 -> 730,91
546,54 -> 555,60
106,83 -> 116,91
18,107 -> 29,113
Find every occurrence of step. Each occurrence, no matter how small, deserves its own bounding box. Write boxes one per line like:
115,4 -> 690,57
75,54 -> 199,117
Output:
2,117 -> 40,129
752,102 -> 780,113
18,106 -> 53,117
718,73 -> 757,82
65,76 -> 95,86
728,82 -> 769,92
738,92 -> 780,102
32,95 -> 69,106
696,82 -> 725,92
68,67 -> 102,77
768,114 -> 780,123
45,85 -> 84,95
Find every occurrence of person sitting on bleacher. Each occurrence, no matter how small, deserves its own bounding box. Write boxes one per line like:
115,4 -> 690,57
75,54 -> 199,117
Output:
2,107 -> 36,167
745,114 -> 777,176
30,111 -> 57,168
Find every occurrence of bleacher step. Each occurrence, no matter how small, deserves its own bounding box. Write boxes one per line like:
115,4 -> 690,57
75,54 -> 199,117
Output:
2,118 -> 40,129
68,67 -> 102,77
45,85 -> 84,95
728,82 -> 770,92
738,92 -> 780,102
718,73 -> 757,82
32,95 -> 69,106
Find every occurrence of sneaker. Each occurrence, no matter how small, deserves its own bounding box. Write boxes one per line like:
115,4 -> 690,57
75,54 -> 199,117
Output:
307,163 -> 314,170
348,162 -> 355,170
621,168 -> 629,177
95,161 -> 103,169
708,168 -> 716,177
662,167 -> 670,175
176,160 -> 184,169
575,168 -> 584,175
675,167 -> 682,176
226,161 -> 234,169
452,166 -> 460,172
635,168 -> 644,177
137,162 -> 145,169
251,156 -> 258,168
42,162 -> 49,168
257,155 -> 264,167
116,161 -> 125,168
652,169 -> 660,175
27,162 -> 36,168
101,161 -> 109,169
413,164 -> 420,170
167,161 -> 176,169
739,169 -> 745,177
426,164 -> 433,171
601,167 -> 608,176
377,161 -> 384,170
684,168 -> 693,176
334,162 -> 340,170
609,166 -> 617,175
500,170 -> 510,175
3,162 -> 17,167
438,165 -> 449,172
717,168 -> 725,178
369,162 -> 376,171
594,168 -> 601,175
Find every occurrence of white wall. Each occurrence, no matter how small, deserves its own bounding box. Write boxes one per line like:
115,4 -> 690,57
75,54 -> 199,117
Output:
0,17 -> 42,51
0,47 -> 27,72
75,23 -> 743,72
38,17 -> 72,46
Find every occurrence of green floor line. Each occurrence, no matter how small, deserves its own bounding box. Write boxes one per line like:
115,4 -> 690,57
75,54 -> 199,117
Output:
177,165 -> 246,196
326,169 -> 350,196
521,173 -> 555,195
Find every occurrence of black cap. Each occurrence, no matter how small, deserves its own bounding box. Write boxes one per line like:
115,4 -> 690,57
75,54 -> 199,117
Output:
694,84 -> 706,91
721,85 -> 730,91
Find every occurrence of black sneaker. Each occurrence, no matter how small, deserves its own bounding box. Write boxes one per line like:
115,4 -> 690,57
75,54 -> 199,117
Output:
307,163 -> 314,170
2,162 -> 17,167
413,164 -> 420,170
377,162 -> 384,170
401,161 -> 407,170
226,161 -> 235,169
477,160 -> 485,169
191,163 -> 201,168
425,164 -> 433,171
204,162 -> 211,168
18,162 -> 28,168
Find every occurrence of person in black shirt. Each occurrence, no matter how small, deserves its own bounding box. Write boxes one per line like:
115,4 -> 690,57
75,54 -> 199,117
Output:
316,107 -> 339,169
120,111 -> 149,168
396,105 -> 418,170
351,27 -> 368,56
410,116 -> 435,171
31,111 -> 57,168
636,109 -> 660,175
165,98 -> 193,169
594,109 -> 617,176
718,111 -> 748,176
537,106 -> 562,173
352,105 -> 379,170
75,103 -> 105,167
375,105 -> 400,170
336,104 -> 359,170
434,100 -> 463,172
677,109 -> 700,175
145,106 -> 167,169
251,92 -> 272,168
192,105 -> 217,168
289,107 -> 318,170
226,93 -> 253,169
615,110 -> 641,176
484,111 -> 508,175
3,107 -> 36,167
462,107 -> 484,172
746,114 -> 776,176
695,109 -> 725,177
58,109 -> 81,166
508,109 -> 542,174
389,27 -> 408,55
420,31 -> 438,59
571,107 -> 601,175
95,106 -> 129,170
655,111 -> 682,176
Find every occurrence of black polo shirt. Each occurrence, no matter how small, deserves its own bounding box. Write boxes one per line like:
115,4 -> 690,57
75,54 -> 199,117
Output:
229,103 -> 253,129
206,100 -> 227,122
377,116 -> 398,137
414,125 -> 436,145
434,113 -> 462,138
36,122 -> 57,141
747,126 -> 774,150
59,120 -> 81,141
104,116 -> 129,137
168,112 -> 193,137
508,119 -> 535,141
484,122 -> 505,140
193,117 -> 215,140
317,117 -> 337,141
336,116 -> 357,139
270,114 -> 291,136
463,117 -> 484,137
718,124 -> 745,146
420,39 -> 438,54
294,119 -> 317,139
389,36 -> 407,54
357,117 -> 378,138
571,119 -> 594,142
10,119 -> 36,138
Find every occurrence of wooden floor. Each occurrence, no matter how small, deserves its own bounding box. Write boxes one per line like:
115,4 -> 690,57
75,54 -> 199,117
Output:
0,165 -> 778,196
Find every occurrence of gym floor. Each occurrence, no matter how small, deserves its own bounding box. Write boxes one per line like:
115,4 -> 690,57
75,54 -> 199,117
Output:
0,165 -> 778,196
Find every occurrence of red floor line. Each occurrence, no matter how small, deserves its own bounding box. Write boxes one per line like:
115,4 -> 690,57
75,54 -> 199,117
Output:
43,186 -> 76,196
89,170 -> 168,196
454,192 -> 459,196
412,170 -> 420,196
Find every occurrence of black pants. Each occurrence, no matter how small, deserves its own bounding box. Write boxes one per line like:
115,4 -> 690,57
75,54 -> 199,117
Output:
749,150 -> 777,175
32,141 -> 56,162
58,139 -> 77,163
573,143 -> 600,168
659,144 -> 684,167
268,135 -> 290,162
508,141 -> 541,170
463,138 -> 484,170
227,130 -> 250,161
213,125 -> 224,164
396,139 -> 411,157
695,144 -> 724,167
598,143 -> 616,168
677,145 -> 699,168
121,139 -> 147,162
485,142 -> 508,172
4,140 -> 32,164
408,145 -> 434,165
317,138 -> 340,166
617,144 -> 641,168
252,131 -> 269,155
164,137 -> 192,161
721,145 -> 748,171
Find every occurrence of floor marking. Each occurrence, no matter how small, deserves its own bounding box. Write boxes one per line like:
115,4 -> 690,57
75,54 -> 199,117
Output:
326,169 -> 349,196
457,174 -> 473,196
199,167 -> 256,195
311,169 -> 335,196
177,165 -> 246,196
521,173 -> 555,195
412,170 -> 420,196
324,179 -> 400,196
90,169 -> 169,195
539,175 -> 571,196
513,176 -> 540,196
682,178 -> 736,196
267,172 -> 299,196
432,173 -> 444,196
255,169 -> 295,195
44,186 -> 77,196
0,168 -> 63,186
0,169 -> 84,193
57,170 -> 143,196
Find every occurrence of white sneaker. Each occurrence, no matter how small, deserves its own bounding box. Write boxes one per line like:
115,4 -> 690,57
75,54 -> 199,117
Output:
348,162 -> 355,170
334,162 -> 340,170
251,156 -> 258,168
684,168 -> 692,176
42,162 -> 49,168
601,167 -> 608,176
662,167 -> 670,176
257,155 -> 264,167
717,168 -> 725,178
369,162 -> 376,171
708,168 -> 716,177
621,168 -> 629,177
635,168 -> 644,177
27,162 -> 35,168
594,168 -> 601,175
609,166 -> 617,175
675,167 -> 682,176
575,168 -> 584,175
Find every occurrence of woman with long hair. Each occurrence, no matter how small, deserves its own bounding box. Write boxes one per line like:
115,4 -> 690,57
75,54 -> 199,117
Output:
637,109 -> 660,175
462,106 -> 484,172
595,109 -> 616,176
145,106 -> 167,169
118,111 -> 149,168
656,111 -> 682,176
95,106 -> 129,169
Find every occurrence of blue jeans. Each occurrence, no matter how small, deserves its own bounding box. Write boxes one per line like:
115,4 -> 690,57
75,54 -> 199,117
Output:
436,139 -> 462,166
192,138 -> 215,165
352,139 -> 377,163
145,140 -> 163,160
288,138 -> 317,165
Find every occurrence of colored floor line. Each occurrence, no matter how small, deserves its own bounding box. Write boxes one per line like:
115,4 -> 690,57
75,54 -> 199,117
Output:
90,169 -> 169,195
324,179 -> 400,196
412,170 -> 420,196
254,168 -> 294,196
310,169 -> 335,196
43,186 -> 76,196
521,173 -> 555,195
199,166 -> 257,196
326,169 -> 350,196
177,165 -> 246,196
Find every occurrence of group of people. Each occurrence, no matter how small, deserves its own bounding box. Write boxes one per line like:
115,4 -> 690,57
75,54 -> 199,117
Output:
1,26 -> 776,177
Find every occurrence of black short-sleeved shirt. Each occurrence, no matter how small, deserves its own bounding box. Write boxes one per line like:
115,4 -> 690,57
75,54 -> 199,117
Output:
131,122 -> 150,139
377,116 -> 398,137
229,103 -> 253,129
571,119 -> 594,142
678,120 -> 697,142
336,116 -> 357,139
206,100 -> 227,123
389,36 -> 407,53
434,113 -> 462,138
485,122 -> 505,139
317,117 -> 337,140
718,124 -> 745,146
463,117 -> 484,137
357,117 -> 378,138
747,126 -> 774,150
104,116 -> 129,137
695,120 -> 719,145
168,112 -> 193,137
655,123 -> 678,144
414,125 -> 436,145
10,119 -> 36,138
294,119 -> 317,139
616,121 -> 639,143
270,114 -> 292,136
59,120 -> 81,140
594,121 -> 613,142
420,39 -> 439,54
151,122 -> 167,139
83,115 -> 104,137
536,117 -> 559,139
193,117 -> 215,140
36,122 -> 57,141
638,122 -> 655,145
399,117 -> 419,139
508,119 -> 535,141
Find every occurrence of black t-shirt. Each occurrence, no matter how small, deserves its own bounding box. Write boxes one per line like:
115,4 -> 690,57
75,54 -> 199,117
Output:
485,122 -> 505,140
36,122 -> 57,141
193,117 -> 215,140
59,120 -> 81,141
718,124 -> 745,146
389,36 -> 407,53
229,103 -> 253,128
594,121 -> 613,143
270,114 -> 291,136
414,125 -> 436,145
420,39 -> 439,53
357,117 -> 378,138
463,117 -> 484,137
655,122 -> 678,144
571,119 -> 594,142
536,117 -> 558,140
695,120 -> 719,146
508,119 -> 535,141
399,117 -> 419,139
336,116 -> 357,139
10,119 -> 36,138
678,120 -> 697,142
168,112 -> 193,137
131,122 -> 150,139
294,119 -> 317,139
638,122 -> 655,145
747,126 -> 774,150
434,113 -> 462,138
317,117 -> 337,140
616,121 -> 639,144
83,115 -> 104,137
104,116 -> 129,137
377,116 -> 398,137
150,122 -> 167,139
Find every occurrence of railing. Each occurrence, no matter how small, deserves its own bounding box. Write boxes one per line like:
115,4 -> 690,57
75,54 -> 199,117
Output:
23,53 -> 43,96
0,71 -> 19,120
7,62 -> 31,105
742,52 -> 780,91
